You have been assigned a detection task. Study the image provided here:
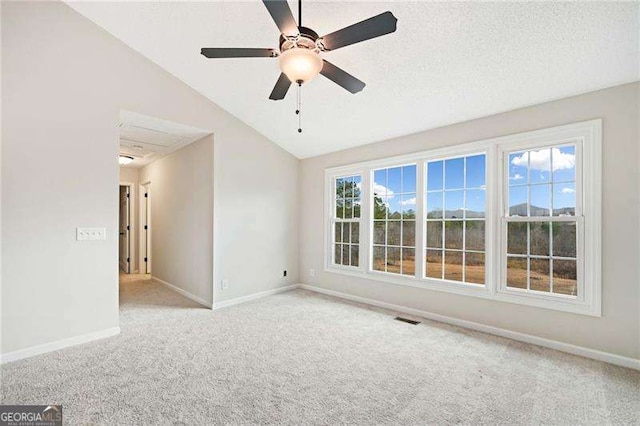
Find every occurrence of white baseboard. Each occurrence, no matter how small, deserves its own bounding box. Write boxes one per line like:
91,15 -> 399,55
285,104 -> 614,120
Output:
152,276 -> 212,309
1,326 -> 121,364
213,284 -> 299,310
298,284 -> 640,371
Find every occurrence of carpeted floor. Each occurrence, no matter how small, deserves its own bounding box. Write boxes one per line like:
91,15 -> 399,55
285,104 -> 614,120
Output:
2,275 -> 639,424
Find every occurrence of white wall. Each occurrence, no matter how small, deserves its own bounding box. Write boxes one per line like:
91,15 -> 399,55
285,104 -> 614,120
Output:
138,137 -> 214,305
299,82 -> 640,360
2,1 -> 298,356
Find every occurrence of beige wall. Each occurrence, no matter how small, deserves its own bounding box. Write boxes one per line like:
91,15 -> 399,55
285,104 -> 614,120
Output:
138,137 -> 214,305
299,82 -> 640,360
2,1 -> 298,355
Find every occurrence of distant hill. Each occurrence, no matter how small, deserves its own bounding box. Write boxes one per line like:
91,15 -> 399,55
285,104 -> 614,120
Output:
509,203 -> 574,217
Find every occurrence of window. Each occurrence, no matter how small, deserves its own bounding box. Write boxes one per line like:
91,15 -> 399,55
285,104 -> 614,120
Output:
324,120 -> 601,316
372,165 -> 416,275
332,175 -> 361,267
504,145 -> 578,296
425,154 -> 486,284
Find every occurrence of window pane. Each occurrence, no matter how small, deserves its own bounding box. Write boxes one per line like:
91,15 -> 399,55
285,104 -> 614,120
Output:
373,221 -> 386,245
342,244 -> 350,266
529,222 -> 550,256
528,148 -> 551,184
402,248 -> 415,276
373,246 -> 385,272
553,259 -> 577,296
507,222 -> 527,255
530,184 -> 551,216
427,161 -> 443,191
351,245 -> 359,267
552,145 -> 576,183
402,165 -> 417,193
353,199 -> 361,218
342,222 -> 351,243
336,199 -> 344,219
444,221 -> 463,249
387,247 -> 401,274
426,192 -> 443,219
465,252 -> 485,284
334,223 -> 342,243
402,194 -> 417,219
466,155 -> 486,189
509,186 -> 528,216
553,183 -> 576,216
426,221 -> 443,248
344,199 -> 353,219
445,190 -> 464,218
387,221 -> 401,246
465,221 -> 485,251
387,167 -> 402,194
509,151 -> 528,185
445,157 -> 464,190
344,176 -> 354,198
444,251 -> 463,281
530,258 -> 550,292
353,175 -> 362,198
336,178 -> 345,198
465,189 -> 485,218
373,169 -> 387,196
350,223 -> 359,244
426,250 -> 443,279
402,220 -> 415,247
552,222 -> 576,258
373,196 -> 387,219
507,257 -> 527,289
388,197 -> 401,219
334,244 -> 342,265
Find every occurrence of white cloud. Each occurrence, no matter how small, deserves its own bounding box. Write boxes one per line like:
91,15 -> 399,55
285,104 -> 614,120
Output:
510,173 -> 524,181
511,148 -> 575,172
373,183 -> 394,198
400,197 -> 416,206
560,187 -> 575,194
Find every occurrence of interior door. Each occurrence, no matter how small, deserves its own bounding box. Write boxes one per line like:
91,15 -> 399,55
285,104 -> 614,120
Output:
143,184 -> 151,274
119,186 -> 130,273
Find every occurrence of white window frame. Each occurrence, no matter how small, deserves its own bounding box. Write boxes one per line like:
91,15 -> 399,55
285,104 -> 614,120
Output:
324,119 -> 602,316
329,172 -> 364,271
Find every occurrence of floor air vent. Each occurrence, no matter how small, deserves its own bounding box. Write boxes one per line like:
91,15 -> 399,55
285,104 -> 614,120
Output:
394,316 -> 420,325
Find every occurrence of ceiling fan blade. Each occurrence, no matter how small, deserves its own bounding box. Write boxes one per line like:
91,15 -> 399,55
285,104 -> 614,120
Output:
269,73 -> 292,100
201,48 -> 278,58
320,11 -> 397,51
262,0 -> 299,37
320,60 -> 365,94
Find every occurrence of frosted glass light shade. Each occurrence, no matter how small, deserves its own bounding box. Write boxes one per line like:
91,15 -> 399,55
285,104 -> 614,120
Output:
119,155 -> 134,165
278,48 -> 323,84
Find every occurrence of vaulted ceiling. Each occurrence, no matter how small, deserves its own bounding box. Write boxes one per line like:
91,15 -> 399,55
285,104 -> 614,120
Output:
68,1 -> 639,159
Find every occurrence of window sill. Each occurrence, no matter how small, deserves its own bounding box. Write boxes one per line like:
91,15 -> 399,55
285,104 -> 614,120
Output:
323,266 -> 600,317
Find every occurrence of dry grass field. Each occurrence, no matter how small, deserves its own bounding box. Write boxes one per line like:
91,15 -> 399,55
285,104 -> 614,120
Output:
373,257 -> 577,295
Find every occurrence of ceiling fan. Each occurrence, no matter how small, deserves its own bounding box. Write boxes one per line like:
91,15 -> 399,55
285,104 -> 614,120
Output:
200,0 -> 398,101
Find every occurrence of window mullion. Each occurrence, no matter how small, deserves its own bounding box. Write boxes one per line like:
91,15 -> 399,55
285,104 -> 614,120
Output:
361,168 -> 372,272
415,161 -> 426,279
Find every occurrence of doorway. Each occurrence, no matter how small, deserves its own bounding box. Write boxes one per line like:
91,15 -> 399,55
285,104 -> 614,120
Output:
118,185 -> 131,273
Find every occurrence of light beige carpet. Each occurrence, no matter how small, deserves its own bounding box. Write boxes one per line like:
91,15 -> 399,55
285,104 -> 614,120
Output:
2,275 -> 639,424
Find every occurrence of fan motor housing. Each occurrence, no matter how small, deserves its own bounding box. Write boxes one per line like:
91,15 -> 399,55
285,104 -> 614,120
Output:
279,26 -> 321,53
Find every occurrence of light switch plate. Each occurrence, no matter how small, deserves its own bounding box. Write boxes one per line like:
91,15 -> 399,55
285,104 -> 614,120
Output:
77,227 -> 106,241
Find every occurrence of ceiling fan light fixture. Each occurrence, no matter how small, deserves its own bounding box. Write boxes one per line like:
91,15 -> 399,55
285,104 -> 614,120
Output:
119,155 -> 134,165
278,48 -> 323,84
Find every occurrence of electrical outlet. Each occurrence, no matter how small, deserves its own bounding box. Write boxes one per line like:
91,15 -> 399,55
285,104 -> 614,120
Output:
283,270 -> 287,278
76,227 -> 106,241
221,279 -> 229,290
309,269 -> 315,277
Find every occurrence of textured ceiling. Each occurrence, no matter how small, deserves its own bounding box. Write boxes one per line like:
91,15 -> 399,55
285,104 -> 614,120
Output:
67,1 -> 639,159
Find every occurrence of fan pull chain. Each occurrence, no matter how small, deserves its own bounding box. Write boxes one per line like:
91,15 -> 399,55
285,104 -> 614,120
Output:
296,80 -> 302,133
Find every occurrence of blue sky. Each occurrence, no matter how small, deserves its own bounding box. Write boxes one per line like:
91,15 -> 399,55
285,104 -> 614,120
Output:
509,146 -> 576,213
